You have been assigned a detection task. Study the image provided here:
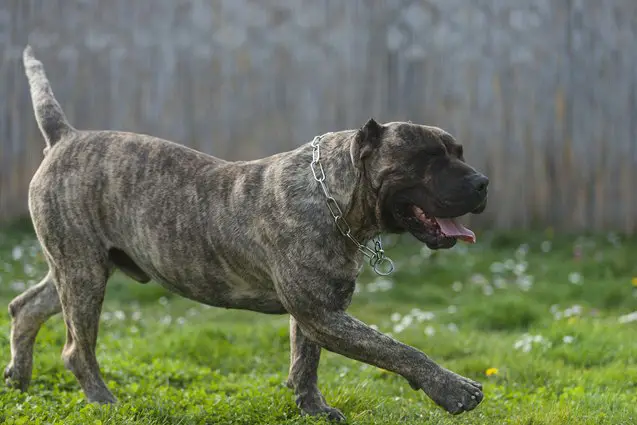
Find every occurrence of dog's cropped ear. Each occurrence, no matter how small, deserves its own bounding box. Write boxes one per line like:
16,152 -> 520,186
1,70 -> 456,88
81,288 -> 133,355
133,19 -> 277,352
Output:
350,118 -> 384,168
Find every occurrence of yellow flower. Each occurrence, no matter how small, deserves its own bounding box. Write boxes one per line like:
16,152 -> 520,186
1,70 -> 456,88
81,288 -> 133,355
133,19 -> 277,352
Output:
568,316 -> 578,325
485,367 -> 499,376
631,277 -> 637,287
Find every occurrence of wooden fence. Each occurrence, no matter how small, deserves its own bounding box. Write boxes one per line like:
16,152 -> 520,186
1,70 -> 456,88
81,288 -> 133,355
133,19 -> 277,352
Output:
1,0 -> 636,233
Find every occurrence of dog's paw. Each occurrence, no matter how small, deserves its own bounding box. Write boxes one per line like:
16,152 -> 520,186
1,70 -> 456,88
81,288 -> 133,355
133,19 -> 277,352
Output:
301,405 -> 346,422
4,362 -> 30,392
295,390 -> 346,422
438,373 -> 483,414
86,389 -> 118,405
416,368 -> 483,415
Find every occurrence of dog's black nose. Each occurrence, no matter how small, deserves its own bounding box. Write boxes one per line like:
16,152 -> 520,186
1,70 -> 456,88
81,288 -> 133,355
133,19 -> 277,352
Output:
469,173 -> 489,193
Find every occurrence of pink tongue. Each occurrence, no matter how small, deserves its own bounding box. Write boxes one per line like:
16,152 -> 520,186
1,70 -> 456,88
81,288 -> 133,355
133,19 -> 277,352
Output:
435,218 -> 476,243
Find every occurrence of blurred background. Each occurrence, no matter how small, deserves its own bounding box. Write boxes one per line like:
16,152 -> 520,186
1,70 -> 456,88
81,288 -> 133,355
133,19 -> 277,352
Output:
1,0 -> 636,233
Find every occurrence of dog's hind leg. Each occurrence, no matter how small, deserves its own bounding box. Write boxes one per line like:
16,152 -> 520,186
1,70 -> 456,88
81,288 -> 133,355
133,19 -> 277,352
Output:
286,316 -> 345,421
4,271 -> 61,391
53,256 -> 116,404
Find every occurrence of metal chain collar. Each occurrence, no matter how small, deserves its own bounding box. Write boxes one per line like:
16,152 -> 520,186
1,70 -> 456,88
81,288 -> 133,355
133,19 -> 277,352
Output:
310,134 -> 395,276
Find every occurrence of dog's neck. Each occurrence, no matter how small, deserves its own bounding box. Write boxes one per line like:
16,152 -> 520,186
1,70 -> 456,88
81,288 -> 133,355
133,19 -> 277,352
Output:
314,131 -> 381,243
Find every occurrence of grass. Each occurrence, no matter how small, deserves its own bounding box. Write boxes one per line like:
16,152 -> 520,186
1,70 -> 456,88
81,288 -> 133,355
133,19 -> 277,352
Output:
0,222 -> 636,424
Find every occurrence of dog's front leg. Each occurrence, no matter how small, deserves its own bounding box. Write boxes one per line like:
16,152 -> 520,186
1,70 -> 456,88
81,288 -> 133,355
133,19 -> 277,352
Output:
277,276 -> 483,415
286,316 -> 345,421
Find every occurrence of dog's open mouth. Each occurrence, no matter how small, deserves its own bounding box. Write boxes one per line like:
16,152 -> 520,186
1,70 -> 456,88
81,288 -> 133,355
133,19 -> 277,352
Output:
394,203 -> 476,249
412,206 -> 476,244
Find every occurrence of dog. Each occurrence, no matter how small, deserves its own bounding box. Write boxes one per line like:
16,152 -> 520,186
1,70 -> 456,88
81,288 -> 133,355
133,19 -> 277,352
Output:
5,46 -> 489,421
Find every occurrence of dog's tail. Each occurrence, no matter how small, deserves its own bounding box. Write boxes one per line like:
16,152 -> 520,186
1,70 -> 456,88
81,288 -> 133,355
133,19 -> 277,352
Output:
23,45 -> 75,150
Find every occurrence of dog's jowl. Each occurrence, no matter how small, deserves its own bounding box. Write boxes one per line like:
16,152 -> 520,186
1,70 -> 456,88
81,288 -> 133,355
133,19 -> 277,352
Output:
5,46 -> 489,421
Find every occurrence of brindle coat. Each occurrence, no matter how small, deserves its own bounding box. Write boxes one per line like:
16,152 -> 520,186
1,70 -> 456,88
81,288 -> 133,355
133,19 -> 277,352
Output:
5,46 -> 489,421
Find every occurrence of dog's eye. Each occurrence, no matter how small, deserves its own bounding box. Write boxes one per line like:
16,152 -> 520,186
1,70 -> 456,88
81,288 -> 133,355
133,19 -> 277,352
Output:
426,146 -> 447,157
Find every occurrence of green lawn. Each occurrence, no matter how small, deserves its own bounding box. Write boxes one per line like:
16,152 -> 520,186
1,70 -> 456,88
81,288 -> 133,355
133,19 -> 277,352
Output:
1,222 -> 636,424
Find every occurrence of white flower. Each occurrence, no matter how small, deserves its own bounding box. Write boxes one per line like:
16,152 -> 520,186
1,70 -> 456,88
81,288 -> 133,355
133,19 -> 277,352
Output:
470,274 -> 488,286
400,315 -> 414,328
23,264 -> 36,277
540,241 -> 552,253
447,323 -> 458,333
177,317 -> 186,325
482,285 -> 494,296
390,312 -> 402,322
489,262 -> 505,274
568,272 -> 582,285
563,304 -> 583,318
159,296 -> 169,306
414,311 -> 435,322
447,305 -> 457,314
339,367 -> 349,378
10,281 -> 26,292
562,335 -> 575,344
513,333 -> 550,352
513,339 -> 531,353
160,315 -> 172,325
550,305 -> 564,319
114,310 -> 126,321
132,311 -> 142,321
452,281 -> 463,292
424,326 -> 436,337
515,244 -> 529,259
514,262 -> 528,276
12,246 -> 23,261
493,277 -> 507,289
516,275 -> 534,291
618,311 -> 637,324
393,324 -> 405,334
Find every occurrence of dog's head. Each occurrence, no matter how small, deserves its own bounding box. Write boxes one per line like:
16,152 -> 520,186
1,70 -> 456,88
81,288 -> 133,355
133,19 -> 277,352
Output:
351,119 -> 488,250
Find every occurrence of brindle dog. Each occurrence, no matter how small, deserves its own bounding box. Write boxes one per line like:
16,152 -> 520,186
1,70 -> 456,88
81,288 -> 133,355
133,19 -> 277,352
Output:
5,46 -> 489,421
